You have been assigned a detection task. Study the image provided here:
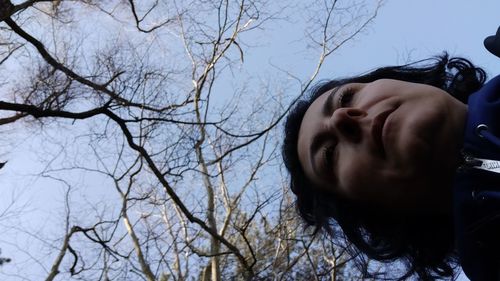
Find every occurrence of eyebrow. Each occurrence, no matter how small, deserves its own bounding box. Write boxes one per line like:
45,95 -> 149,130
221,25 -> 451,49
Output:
309,87 -> 340,176
322,87 -> 341,116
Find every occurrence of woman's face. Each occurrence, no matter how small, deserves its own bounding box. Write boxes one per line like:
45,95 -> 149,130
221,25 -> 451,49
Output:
297,79 -> 467,212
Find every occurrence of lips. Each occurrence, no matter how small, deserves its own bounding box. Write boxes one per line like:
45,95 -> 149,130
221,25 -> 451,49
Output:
371,109 -> 393,155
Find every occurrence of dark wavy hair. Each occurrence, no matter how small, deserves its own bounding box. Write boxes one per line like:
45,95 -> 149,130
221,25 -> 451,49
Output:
282,53 -> 487,280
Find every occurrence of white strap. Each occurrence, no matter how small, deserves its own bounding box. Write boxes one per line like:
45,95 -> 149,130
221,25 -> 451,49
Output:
474,157 -> 500,174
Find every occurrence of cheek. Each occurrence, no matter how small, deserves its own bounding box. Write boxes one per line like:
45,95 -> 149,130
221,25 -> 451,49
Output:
337,156 -> 380,200
391,104 -> 445,168
337,152 -> 412,205
339,163 -> 421,208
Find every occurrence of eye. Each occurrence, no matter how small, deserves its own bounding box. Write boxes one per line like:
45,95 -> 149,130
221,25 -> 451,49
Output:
338,86 -> 355,107
322,145 -> 335,168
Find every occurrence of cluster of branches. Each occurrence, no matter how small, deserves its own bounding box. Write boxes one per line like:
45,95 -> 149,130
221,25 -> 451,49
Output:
0,0 -> 382,280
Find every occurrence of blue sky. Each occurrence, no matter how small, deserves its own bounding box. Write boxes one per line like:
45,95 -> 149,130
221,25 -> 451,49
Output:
246,0 -> 500,82
322,0 -> 500,78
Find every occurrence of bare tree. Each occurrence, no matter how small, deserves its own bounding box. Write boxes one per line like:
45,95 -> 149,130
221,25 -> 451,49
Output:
0,0 -> 382,280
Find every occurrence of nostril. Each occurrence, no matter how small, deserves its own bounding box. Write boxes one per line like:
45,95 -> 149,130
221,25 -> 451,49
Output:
346,108 -> 365,117
331,108 -> 364,141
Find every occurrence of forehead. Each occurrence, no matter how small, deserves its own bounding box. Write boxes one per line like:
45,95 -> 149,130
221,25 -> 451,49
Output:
296,88 -> 333,185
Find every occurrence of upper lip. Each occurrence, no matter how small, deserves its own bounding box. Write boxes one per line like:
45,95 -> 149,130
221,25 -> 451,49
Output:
371,109 -> 393,155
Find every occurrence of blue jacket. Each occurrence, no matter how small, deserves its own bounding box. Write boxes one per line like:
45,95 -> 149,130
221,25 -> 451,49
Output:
454,74 -> 500,281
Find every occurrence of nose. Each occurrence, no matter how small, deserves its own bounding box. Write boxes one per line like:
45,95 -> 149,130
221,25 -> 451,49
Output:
329,108 -> 367,142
